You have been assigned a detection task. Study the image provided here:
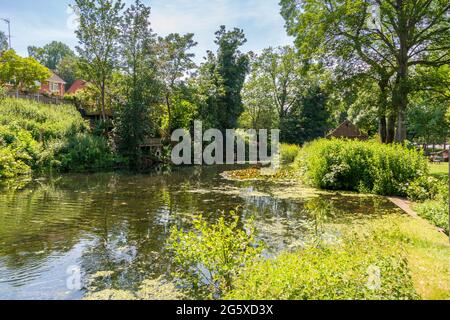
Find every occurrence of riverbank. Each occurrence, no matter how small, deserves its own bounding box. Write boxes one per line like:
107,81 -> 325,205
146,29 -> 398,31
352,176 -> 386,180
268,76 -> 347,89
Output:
0,98 -> 121,179
222,166 -> 450,299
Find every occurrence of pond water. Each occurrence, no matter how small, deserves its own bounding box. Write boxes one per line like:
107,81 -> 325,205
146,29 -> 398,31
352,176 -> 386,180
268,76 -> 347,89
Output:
0,166 -> 402,300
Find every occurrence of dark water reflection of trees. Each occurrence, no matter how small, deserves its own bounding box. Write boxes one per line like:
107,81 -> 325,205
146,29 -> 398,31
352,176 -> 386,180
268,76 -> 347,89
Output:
0,166 -> 401,299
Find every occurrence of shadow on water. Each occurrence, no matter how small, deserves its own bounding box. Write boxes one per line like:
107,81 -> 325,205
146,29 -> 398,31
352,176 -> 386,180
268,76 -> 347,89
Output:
0,165 -> 402,299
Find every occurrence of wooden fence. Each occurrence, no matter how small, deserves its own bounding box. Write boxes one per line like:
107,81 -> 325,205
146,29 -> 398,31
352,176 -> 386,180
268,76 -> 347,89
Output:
6,91 -> 72,105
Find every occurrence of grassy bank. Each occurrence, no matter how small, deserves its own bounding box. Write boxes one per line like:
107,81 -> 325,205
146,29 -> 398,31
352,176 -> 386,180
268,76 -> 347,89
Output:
0,98 -> 119,179
226,214 -> 450,300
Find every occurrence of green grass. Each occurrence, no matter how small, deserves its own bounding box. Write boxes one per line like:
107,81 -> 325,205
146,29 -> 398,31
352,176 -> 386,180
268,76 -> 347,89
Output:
429,163 -> 449,179
226,214 -> 450,300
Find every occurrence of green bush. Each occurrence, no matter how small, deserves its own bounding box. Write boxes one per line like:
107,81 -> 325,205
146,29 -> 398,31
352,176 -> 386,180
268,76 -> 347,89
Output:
297,139 -> 428,196
406,175 -> 441,202
167,212 -> 263,299
0,147 -> 31,178
0,98 -> 88,141
226,230 -> 418,300
280,143 -> 301,165
54,133 -> 116,171
0,98 -> 117,178
414,180 -> 448,233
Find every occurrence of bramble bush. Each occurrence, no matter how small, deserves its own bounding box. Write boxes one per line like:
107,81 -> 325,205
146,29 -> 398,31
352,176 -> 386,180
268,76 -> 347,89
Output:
296,139 -> 429,196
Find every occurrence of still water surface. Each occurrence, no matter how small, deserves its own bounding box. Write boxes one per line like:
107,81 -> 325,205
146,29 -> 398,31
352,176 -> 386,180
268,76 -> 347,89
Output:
0,166 -> 400,299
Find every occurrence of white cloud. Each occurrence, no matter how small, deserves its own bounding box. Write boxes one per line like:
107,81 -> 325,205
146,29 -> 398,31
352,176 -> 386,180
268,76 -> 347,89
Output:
6,0 -> 292,62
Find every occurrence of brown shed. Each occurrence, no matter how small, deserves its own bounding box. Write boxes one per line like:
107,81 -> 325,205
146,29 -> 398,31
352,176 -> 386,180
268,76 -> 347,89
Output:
326,120 -> 368,140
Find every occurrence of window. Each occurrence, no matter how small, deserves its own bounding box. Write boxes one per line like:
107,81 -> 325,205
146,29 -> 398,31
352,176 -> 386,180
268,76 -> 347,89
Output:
50,82 -> 59,93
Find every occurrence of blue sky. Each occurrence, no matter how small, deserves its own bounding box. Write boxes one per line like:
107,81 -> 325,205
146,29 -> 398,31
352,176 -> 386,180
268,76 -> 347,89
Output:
0,0 -> 292,63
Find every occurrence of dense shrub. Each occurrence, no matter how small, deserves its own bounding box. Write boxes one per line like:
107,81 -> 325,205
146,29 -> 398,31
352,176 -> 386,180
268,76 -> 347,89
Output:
0,98 -> 117,177
226,229 -> 418,300
54,133 -> 117,171
280,143 -> 301,165
297,139 -> 428,196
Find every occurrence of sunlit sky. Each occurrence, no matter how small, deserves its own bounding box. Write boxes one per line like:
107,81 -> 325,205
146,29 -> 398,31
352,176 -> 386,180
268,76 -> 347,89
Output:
0,0 -> 292,63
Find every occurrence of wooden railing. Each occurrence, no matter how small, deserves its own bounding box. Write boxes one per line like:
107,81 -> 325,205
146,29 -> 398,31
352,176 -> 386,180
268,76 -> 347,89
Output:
6,91 -> 72,105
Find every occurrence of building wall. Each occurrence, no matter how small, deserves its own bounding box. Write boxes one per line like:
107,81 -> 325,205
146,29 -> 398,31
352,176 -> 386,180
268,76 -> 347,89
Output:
40,82 -> 65,97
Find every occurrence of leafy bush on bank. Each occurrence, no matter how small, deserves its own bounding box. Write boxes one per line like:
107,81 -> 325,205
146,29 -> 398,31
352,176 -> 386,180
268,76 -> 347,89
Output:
414,178 -> 448,233
297,139 -> 428,196
167,212 -> 263,299
0,98 -> 117,177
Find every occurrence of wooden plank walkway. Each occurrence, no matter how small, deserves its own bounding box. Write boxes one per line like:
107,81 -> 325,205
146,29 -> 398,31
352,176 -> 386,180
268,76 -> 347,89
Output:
387,197 -> 418,217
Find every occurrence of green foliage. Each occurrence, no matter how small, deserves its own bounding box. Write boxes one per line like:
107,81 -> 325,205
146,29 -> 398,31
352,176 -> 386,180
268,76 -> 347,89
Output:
298,139 -> 428,196
280,143 -> 301,165
0,98 -> 87,140
74,0 -> 125,117
407,100 -> 449,145
114,0 -> 159,165
281,85 -> 331,145
167,212 -> 263,299
414,177 -> 448,233
199,26 -> 249,132
226,225 -> 418,300
157,32 -> 197,133
0,98 -> 116,178
0,147 -> 31,178
51,133 -> 116,171
0,86 -> 6,102
28,41 -> 75,70
406,175 -> 441,202
0,123 -> 42,178
281,0 -> 450,143
57,55 -> 80,90
0,50 -> 51,92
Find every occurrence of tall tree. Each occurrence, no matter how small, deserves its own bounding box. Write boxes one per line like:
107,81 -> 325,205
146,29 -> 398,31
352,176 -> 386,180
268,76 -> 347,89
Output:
256,46 -> 302,121
157,33 -> 197,133
28,41 -> 75,70
200,26 -> 249,132
114,0 -> 159,165
74,0 -> 124,120
240,54 -> 279,130
281,0 -> 450,142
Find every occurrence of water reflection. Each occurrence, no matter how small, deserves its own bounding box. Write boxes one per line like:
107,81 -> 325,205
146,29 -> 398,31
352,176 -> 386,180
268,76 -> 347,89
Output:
0,166 -> 402,299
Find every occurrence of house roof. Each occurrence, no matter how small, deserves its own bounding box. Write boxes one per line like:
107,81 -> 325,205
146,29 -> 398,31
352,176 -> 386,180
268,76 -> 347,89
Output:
67,79 -> 88,95
327,120 -> 368,140
47,71 -> 66,84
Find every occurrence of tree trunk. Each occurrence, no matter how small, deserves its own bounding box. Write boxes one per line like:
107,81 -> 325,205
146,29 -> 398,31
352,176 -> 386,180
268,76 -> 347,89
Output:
101,81 -> 106,121
393,8 -> 409,143
377,78 -> 389,143
165,93 -> 172,133
386,114 -> 396,144
379,116 -> 387,143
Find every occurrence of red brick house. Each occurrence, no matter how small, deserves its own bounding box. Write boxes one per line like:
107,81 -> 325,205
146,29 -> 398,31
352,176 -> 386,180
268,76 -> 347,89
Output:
39,72 -> 66,97
66,79 -> 88,95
